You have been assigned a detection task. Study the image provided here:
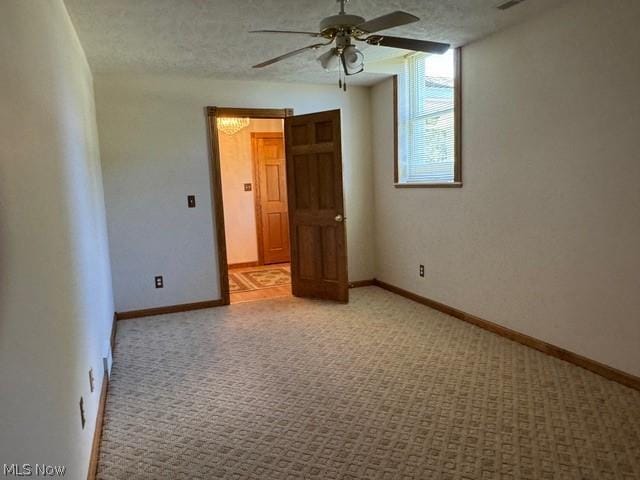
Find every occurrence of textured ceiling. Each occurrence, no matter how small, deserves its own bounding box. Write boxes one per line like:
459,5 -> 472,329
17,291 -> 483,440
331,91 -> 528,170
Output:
65,0 -> 565,86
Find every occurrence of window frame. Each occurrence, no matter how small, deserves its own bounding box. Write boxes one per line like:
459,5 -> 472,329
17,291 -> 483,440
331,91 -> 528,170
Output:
393,47 -> 462,188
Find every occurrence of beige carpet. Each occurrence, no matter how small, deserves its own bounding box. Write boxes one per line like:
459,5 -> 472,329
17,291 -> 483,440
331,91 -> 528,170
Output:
98,287 -> 640,479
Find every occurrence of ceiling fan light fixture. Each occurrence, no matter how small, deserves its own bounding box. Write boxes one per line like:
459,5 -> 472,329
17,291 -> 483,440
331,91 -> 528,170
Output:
318,48 -> 340,71
341,45 -> 364,75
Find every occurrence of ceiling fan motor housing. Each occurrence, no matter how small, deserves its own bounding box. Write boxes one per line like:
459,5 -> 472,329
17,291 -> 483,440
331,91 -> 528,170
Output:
319,14 -> 366,36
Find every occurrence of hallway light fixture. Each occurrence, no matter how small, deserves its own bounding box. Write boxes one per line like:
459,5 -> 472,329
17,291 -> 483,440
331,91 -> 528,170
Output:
217,117 -> 250,135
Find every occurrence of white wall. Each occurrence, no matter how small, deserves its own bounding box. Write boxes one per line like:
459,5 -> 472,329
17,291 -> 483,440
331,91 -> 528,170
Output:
220,119 -> 283,265
0,1 -> 114,477
372,0 -> 640,377
95,74 -> 374,312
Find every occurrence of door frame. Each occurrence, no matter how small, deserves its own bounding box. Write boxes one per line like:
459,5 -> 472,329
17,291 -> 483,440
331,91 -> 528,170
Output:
205,107 -> 293,305
251,131 -> 289,266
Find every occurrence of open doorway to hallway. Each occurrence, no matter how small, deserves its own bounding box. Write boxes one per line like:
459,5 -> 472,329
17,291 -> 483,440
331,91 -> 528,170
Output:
217,117 -> 292,303
208,107 -> 349,304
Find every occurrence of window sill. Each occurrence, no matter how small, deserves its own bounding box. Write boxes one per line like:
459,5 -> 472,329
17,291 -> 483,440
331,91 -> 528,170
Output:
394,182 -> 463,189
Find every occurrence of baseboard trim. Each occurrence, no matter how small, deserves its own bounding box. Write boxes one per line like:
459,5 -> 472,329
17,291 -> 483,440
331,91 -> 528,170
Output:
87,371 -> 109,480
228,261 -> 260,269
373,279 -> 640,391
349,279 -> 376,288
115,299 -> 225,320
88,313 -> 118,479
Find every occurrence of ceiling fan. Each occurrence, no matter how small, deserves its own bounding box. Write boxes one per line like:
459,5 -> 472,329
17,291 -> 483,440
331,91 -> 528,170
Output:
250,0 -> 450,90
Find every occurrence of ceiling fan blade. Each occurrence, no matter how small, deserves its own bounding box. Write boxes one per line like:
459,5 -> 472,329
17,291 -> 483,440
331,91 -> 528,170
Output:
250,29 -> 321,37
356,11 -> 419,34
252,43 -> 328,68
367,35 -> 450,54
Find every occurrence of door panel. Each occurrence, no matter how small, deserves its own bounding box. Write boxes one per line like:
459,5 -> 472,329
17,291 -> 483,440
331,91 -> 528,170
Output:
254,133 -> 290,265
267,212 -> 285,249
297,225 -> 317,280
294,155 -> 312,209
265,165 -> 281,201
321,226 -> 338,280
285,109 -> 348,302
318,153 -> 336,209
315,121 -> 334,142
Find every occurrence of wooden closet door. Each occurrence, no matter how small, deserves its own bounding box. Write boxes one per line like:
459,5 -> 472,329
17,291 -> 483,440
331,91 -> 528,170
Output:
253,133 -> 290,265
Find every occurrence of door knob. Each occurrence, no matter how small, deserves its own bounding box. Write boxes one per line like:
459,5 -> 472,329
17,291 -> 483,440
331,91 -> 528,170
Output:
334,214 -> 344,222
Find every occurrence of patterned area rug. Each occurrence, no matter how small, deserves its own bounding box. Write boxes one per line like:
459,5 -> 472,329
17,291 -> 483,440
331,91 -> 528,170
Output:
228,272 -> 252,293
229,266 -> 291,292
97,288 -> 640,479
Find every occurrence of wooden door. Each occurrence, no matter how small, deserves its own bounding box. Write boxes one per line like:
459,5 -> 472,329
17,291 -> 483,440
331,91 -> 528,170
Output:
285,109 -> 348,302
253,132 -> 290,265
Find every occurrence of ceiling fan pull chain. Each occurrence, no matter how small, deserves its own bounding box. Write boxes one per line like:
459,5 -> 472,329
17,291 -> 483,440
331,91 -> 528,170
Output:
341,66 -> 347,90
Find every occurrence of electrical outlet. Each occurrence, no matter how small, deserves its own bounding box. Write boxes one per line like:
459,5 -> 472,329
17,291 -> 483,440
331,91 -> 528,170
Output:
79,397 -> 86,429
244,183 -> 252,191
187,195 -> 196,208
104,350 -> 113,378
88,368 -> 95,393
419,265 -> 425,277
155,275 -> 164,288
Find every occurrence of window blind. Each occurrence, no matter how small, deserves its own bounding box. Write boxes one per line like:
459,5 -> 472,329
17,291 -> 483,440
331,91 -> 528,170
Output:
403,51 -> 456,183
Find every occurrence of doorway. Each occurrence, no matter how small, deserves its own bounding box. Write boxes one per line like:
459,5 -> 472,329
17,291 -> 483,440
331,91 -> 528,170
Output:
206,107 -> 349,305
217,116 -> 291,304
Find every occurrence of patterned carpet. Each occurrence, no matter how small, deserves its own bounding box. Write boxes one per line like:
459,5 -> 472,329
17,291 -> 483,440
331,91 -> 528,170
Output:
98,287 -> 640,479
229,266 -> 291,293
228,272 -> 253,293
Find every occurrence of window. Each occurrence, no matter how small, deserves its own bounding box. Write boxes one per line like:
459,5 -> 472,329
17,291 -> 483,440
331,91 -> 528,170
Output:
395,49 -> 461,187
